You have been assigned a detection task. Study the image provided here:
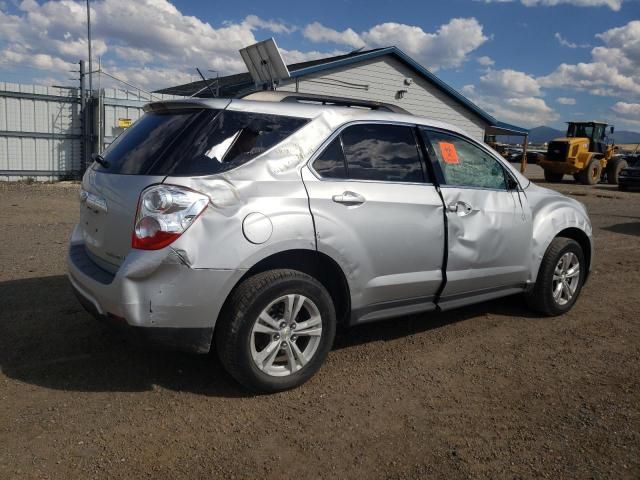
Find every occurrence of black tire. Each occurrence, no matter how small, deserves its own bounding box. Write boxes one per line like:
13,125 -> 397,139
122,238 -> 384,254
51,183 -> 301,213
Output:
619,184 -> 629,191
215,269 -> 336,393
576,159 -> 602,185
544,170 -> 564,183
606,158 -> 628,185
525,237 -> 586,316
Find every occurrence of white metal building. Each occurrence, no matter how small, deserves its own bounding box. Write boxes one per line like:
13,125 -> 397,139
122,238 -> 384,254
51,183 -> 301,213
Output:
158,46 -> 527,142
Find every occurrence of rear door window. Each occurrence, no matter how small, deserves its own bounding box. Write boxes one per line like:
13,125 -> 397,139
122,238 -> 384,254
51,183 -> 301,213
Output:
312,124 -> 426,182
95,109 -> 308,176
341,124 -> 425,183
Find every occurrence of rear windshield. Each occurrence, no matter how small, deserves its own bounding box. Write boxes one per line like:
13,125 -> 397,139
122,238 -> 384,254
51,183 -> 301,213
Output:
94,109 -> 309,176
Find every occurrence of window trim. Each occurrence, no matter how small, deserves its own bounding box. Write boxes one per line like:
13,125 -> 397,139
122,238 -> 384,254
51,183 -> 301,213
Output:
419,126 -> 523,192
308,120 -> 432,186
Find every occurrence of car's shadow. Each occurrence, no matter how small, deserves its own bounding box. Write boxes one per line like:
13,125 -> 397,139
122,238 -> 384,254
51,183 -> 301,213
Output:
0,275 -> 542,397
603,222 -> 640,237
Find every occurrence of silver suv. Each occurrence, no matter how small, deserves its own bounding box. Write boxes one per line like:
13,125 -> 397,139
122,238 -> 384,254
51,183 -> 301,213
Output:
68,92 -> 593,392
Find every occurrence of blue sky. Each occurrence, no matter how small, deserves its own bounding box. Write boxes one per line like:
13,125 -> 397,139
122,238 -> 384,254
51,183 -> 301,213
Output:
1,0 -> 639,129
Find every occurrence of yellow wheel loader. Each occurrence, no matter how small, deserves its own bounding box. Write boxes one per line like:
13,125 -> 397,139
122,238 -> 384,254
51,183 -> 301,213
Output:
539,121 -> 626,185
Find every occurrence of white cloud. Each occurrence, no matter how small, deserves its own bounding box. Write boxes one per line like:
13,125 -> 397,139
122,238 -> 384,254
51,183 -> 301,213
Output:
303,22 -> 364,49
612,102 -> 640,117
0,0 -> 310,90
243,15 -> 296,34
554,33 -> 590,48
462,84 -> 558,126
539,20 -> 640,98
280,48 -> 347,65
612,102 -> 640,126
557,96 -> 576,104
476,68 -> 542,97
303,18 -> 489,71
461,67 -> 557,125
477,55 -> 495,66
521,0 -> 624,9
476,0 -> 625,9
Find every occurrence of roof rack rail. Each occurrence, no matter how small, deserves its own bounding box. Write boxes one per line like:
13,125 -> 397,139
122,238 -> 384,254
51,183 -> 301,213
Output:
240,91 -> 410,114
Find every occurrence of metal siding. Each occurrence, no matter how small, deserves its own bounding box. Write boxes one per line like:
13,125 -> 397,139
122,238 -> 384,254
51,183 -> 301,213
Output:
280,56 -> 487,141
0,83 -> 83,179
1,83 -> 185,179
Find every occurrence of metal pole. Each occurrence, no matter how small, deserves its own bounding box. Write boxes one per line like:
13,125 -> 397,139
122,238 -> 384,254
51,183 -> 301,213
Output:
79,60 -> 87,173
97,56 -> 102,154
520,134 -> 529,174
86,0 -> 93,95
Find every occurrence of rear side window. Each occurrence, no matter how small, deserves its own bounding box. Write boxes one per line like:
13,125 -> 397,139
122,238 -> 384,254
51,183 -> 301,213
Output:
312,123 -> 426,183
96,110 -> 202,175
95,109 -> 308,176
423,130 -> 507,190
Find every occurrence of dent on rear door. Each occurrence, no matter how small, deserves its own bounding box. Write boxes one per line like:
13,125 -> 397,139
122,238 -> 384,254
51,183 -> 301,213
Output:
301,167 -> 445,313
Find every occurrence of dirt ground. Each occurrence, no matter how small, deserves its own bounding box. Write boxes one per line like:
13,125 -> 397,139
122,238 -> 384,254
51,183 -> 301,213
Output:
1,166 -> 639,479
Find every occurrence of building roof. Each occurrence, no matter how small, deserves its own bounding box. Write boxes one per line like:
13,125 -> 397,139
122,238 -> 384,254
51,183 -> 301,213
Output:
155,46 -> 528,136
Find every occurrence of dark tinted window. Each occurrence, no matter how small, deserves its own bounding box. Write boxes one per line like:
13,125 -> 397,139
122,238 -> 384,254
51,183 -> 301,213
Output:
95,109 -> 308,176
424,130 -> 507,190
313,137 -> 346,178
167,110 -> 308,176
96,110 -> 201,175
340,124 -> 424,182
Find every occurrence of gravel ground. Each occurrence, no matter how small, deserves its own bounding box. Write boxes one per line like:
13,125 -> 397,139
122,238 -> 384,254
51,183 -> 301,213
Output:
0,167 -> 639,479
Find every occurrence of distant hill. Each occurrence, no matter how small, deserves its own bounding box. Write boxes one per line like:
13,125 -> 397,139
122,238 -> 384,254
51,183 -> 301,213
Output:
528,126 -> 563,144
527,126 -> 640,144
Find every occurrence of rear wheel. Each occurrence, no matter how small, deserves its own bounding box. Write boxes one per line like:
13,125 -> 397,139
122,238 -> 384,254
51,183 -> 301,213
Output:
606,158 -> 628,185
215,269 -> 336,393
544,170 -> 564,183
525,237 -> 585,316
576,159 -> 602,185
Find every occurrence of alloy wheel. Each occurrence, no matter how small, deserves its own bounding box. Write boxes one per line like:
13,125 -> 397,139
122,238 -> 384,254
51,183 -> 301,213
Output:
250,294 -> 323,377
552,252 -> 581,306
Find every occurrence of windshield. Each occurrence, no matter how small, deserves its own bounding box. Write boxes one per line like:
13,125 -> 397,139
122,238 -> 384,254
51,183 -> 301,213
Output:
567,124 -> 594,139
94,109 -> 309,176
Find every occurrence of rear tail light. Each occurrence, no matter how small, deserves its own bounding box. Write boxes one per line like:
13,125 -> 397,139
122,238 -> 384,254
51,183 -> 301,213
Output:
132,185 -> 209,250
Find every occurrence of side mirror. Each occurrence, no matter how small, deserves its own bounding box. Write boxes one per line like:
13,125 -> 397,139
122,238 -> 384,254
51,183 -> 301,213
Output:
610,126 -> 615,134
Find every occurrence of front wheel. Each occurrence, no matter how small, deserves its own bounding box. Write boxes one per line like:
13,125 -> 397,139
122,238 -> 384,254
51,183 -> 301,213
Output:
576,159 -> 602,185
215,269 -> 336,393
606,158 -> 628,185
525,237 -> 586,316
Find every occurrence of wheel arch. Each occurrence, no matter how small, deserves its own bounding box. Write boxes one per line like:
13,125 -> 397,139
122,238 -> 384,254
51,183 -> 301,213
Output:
220,249 -> 351,329
556,227 -> 592,280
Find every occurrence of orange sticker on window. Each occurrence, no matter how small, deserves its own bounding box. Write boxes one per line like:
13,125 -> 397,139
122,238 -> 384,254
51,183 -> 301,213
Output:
439,142 -> 459,164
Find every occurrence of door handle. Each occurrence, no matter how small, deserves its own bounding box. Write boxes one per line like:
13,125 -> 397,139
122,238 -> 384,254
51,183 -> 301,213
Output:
332,191 -> 366,206
447,201 -> 474,216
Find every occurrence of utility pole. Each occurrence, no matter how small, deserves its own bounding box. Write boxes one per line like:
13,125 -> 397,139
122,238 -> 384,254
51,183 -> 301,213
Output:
86,0 -> 93,95
79,60 -> 88,173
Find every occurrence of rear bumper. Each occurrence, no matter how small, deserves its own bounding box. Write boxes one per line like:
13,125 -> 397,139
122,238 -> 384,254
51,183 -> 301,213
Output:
67,224 -> 245,353
71,284 -> 213,352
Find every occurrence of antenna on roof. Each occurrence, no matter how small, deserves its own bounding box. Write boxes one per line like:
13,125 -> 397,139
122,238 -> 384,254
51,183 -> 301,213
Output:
349,46 -> 365,54
239,38 -> 290,91
195,67 -> 217,97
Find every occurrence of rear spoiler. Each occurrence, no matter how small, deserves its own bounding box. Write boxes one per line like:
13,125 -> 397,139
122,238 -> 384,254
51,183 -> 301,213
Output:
143,99 -> 230,113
